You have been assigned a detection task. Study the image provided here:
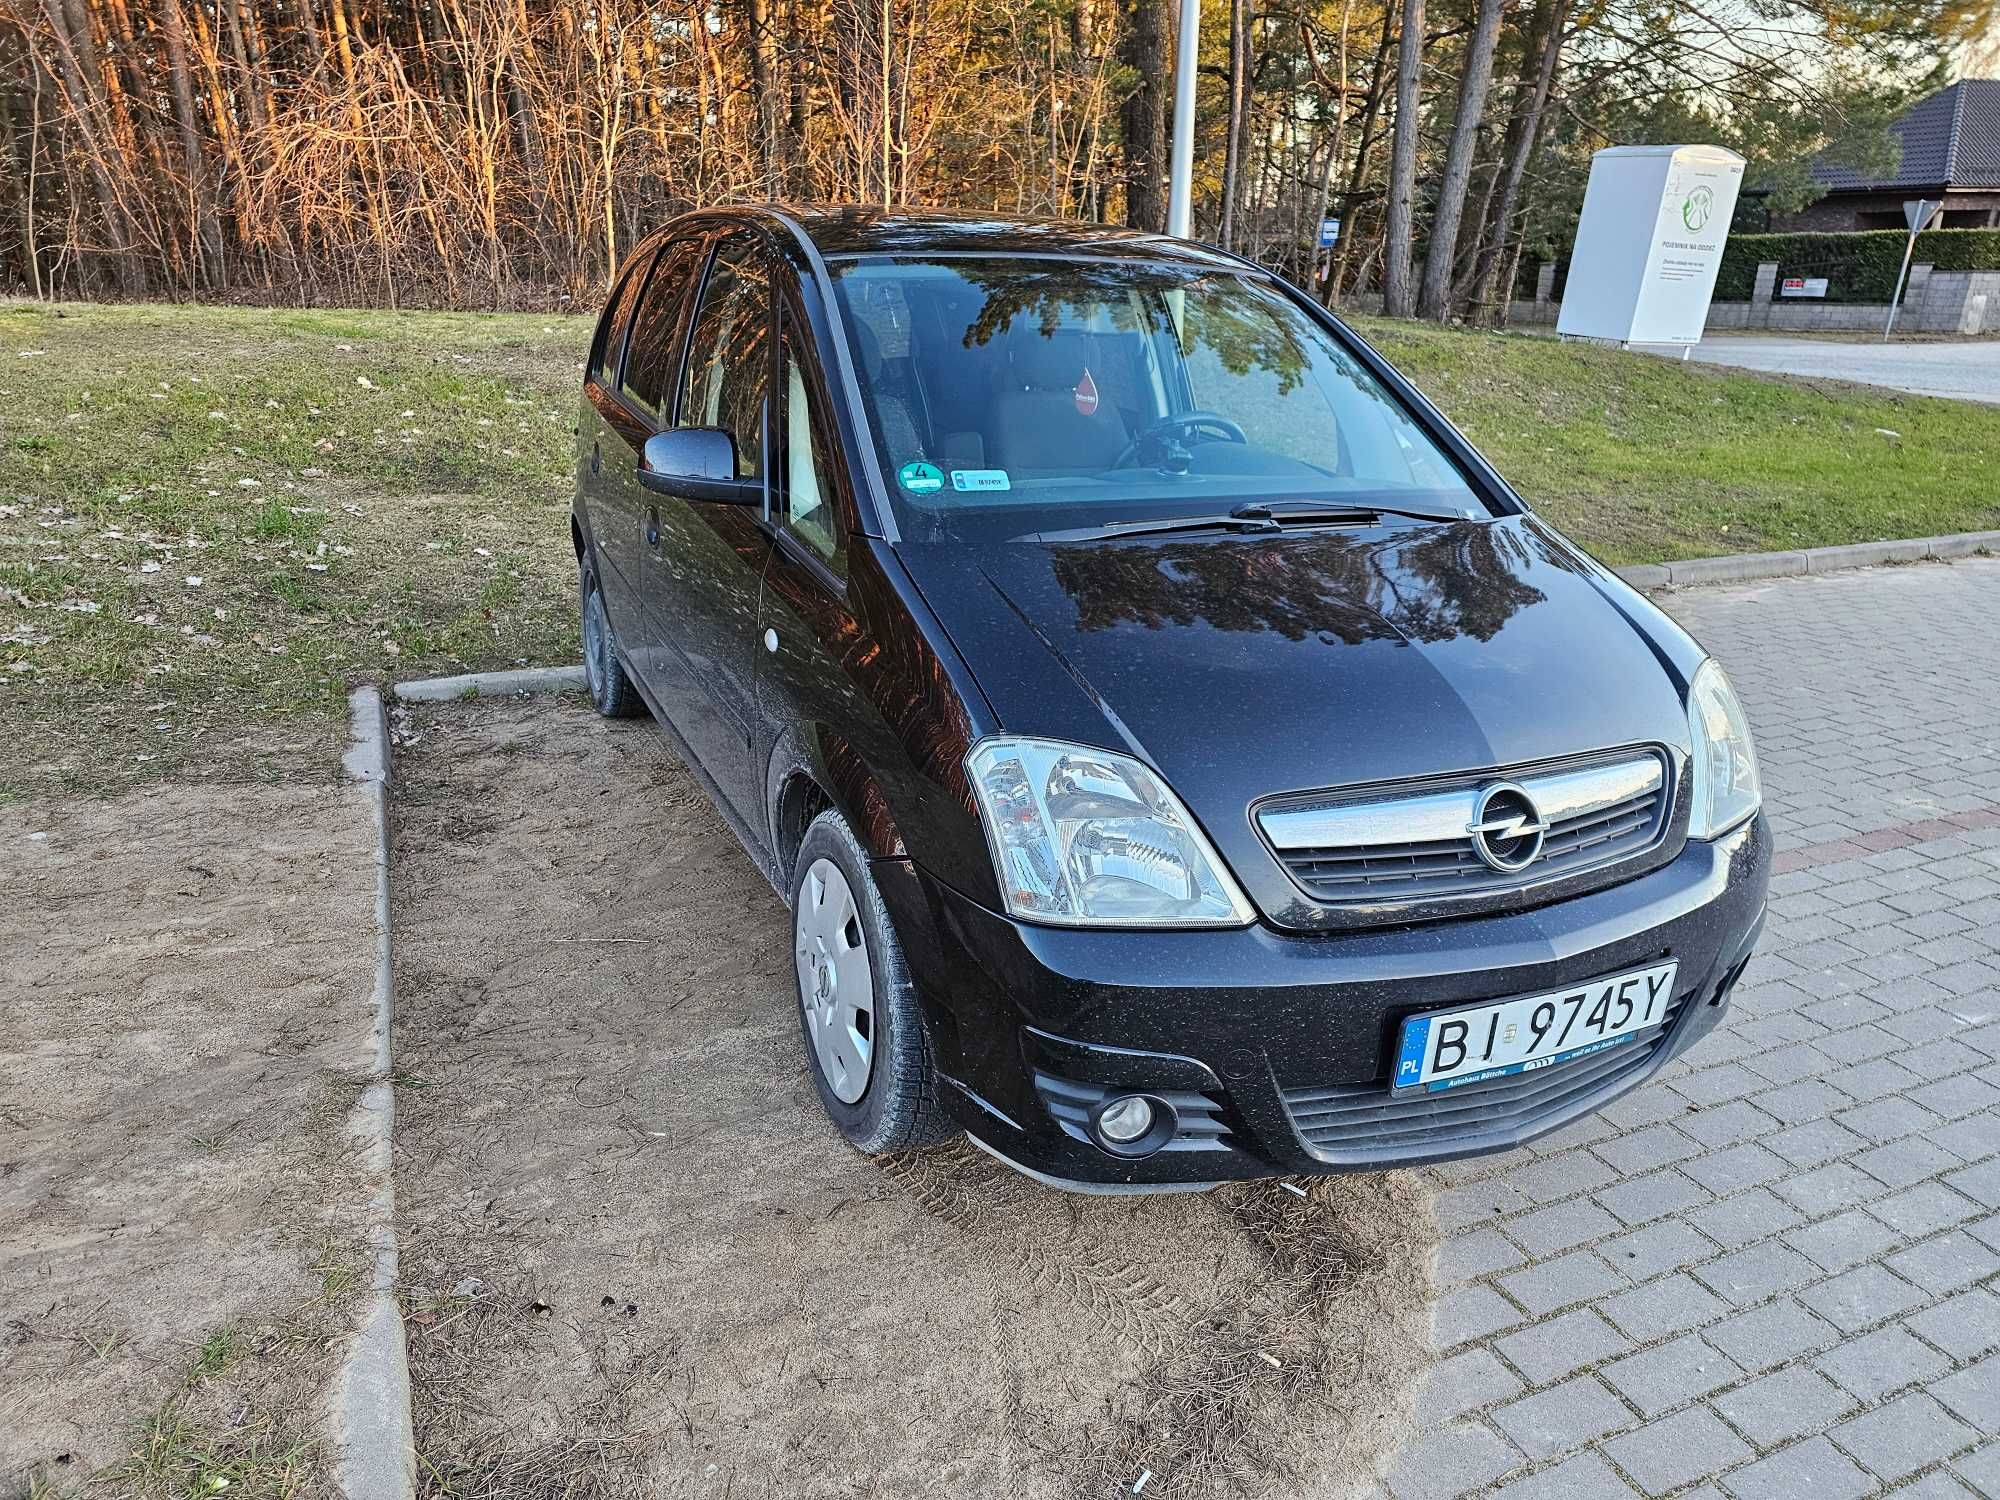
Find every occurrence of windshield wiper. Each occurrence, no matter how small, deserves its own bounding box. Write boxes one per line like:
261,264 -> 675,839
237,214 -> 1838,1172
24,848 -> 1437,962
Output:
1230,499 -> 1476,524
1028,499 -> 1475,543
1030,512 -> 1284,542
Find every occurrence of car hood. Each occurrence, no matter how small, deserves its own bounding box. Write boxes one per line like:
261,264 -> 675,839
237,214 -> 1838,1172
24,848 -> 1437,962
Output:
899,514 -> 1705,916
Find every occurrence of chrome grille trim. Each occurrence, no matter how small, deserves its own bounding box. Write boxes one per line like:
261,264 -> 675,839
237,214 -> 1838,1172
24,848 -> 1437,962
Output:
1260,755 -> 1662,851
1256,749 -> 1671,906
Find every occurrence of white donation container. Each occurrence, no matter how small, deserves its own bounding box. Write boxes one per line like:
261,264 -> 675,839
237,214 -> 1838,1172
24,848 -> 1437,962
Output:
1557,144 -> 1744,348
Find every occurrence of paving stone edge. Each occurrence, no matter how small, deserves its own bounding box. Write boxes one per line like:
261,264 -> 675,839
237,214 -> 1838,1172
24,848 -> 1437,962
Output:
391,664 -> 586,701
331,687 -> 417,1500
1616,531 -> 2000,591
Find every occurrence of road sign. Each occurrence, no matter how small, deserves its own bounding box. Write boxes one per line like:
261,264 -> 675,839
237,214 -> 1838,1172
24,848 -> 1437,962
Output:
1887,201 -> 1943,338
1319,218 -> 1341,248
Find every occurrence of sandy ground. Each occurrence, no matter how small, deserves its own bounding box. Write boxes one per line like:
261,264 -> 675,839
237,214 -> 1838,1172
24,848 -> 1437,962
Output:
0,782 -> 379,1497
390,696 -> 1441,1500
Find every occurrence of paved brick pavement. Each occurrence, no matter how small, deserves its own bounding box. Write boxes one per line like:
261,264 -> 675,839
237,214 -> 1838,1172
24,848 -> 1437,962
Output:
1378,557 -> 2000,1499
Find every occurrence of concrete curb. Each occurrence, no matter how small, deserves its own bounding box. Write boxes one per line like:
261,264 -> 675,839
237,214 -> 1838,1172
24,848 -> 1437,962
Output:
1616,530 -> 2000,590
391,664 -> 585,702
333,687 -> 417,1500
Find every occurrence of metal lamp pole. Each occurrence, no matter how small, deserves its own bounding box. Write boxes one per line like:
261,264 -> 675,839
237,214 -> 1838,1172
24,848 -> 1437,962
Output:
1167,0 -> 1201,239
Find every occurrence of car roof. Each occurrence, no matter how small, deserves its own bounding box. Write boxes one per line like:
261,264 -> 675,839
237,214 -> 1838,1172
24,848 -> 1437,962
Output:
674,204 -> 1248,270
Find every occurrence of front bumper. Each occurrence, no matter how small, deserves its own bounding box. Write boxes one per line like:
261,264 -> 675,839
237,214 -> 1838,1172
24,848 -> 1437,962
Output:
876,813 -> 1771,1189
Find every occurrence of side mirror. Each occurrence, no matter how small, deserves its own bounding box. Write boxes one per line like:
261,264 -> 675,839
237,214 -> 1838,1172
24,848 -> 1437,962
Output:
638,428 -> 761,505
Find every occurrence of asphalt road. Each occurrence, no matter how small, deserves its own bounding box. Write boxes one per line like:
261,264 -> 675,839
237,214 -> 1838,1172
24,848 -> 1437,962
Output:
1379,556 -> 2000,1500
1685,337 -> 2000,405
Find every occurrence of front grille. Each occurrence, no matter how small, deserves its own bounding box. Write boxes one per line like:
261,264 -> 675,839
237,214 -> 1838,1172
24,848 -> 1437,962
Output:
1282,995 -> 1687,1163
1258,749 -> 1670,907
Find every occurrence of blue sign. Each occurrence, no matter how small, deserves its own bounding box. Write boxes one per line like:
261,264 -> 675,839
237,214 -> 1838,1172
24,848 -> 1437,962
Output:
1395,1015 -> 1430,1087
1318,218 -> 1341,248
950,469 -> 1012,492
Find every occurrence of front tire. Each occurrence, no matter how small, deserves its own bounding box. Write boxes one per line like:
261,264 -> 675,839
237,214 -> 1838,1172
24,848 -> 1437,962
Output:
579,553 -> 642,719
791,809 -> 954,1154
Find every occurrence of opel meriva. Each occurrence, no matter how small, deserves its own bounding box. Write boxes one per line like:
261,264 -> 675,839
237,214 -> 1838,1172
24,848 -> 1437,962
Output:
570,207 -> 1770,1191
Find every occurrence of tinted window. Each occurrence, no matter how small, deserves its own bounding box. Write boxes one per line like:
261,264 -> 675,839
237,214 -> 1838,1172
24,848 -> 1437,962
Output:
621,238 -> 705,420
778,318 -> 842,567
590,247 -> 653,389
678,236 -> 771,480
828,258 -> 1485,543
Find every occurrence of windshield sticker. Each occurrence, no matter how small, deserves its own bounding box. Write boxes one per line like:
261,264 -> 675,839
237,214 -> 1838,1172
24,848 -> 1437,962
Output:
950,469 -> 1012,493
1073,367 -> 1099,416
897,460 -> 945,495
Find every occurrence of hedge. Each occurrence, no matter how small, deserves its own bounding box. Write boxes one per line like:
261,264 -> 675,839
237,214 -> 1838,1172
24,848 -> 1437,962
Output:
1713,229 -> 2000,303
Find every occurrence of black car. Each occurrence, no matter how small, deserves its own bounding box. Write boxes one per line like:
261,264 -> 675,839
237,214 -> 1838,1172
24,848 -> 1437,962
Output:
571,207 -> 1769,1191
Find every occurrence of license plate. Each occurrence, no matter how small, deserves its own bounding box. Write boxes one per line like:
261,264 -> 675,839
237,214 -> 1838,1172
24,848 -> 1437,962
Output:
1392,960 -> 1679,1094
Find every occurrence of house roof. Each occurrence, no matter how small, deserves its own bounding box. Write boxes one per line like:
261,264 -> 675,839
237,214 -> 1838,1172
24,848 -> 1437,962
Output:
1814,78 -> 2000,193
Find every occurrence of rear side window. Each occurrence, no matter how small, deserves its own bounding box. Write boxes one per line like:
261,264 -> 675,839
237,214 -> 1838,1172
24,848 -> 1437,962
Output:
589,248 -> 653,389
621,237 -> 706,421
677,235 -> 772,480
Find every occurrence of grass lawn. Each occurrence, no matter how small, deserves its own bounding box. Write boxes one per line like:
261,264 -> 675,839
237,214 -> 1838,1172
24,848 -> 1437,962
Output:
4,299 -> 1998,798
1351,316 -> 2000,566
1,301 -> 587,796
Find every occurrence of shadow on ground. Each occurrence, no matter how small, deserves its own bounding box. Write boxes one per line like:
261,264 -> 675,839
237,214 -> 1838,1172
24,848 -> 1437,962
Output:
389,697 -> 1441,1499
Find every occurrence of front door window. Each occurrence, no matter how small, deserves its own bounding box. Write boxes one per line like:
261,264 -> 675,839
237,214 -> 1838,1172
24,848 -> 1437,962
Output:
677,237 -> 771,482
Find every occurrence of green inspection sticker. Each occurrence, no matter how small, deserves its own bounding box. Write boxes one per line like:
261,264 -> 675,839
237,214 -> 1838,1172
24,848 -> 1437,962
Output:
898,461 -> 945,494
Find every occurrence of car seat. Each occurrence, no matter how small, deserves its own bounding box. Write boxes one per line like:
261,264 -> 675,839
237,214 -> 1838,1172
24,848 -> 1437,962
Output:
988,327 -> 1131,475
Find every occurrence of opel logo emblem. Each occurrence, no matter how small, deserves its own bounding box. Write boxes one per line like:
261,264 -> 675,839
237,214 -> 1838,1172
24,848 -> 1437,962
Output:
1468,782 -> 1549,872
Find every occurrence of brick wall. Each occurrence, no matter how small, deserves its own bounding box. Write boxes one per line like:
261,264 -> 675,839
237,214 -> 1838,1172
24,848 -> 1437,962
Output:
1775,193 -> 2000,233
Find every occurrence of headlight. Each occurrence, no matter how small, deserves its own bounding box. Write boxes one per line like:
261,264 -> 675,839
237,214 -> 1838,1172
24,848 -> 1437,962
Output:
1687,659 -> 1760,838
965,738 -> 1255,927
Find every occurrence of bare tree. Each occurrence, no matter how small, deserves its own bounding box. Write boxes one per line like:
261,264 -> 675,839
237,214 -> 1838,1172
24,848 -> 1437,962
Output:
1461,0 -> 1569,320
1416,0 -> 1507,319
1120,0 -> 1169,231
1380,0 -> 1422,315
1219,0 -> 1251,249
0,0 -> 1970,308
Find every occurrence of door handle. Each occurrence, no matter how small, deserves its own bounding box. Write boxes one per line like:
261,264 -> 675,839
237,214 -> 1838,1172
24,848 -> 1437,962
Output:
645,505 -> 660,547
590,440 -> 601,476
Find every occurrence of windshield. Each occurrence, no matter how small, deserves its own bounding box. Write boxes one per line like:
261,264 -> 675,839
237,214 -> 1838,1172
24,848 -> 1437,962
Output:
827,256 -> 1486,543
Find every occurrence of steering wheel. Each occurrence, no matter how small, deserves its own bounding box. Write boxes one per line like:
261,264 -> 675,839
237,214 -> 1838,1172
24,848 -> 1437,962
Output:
1111,410 -> 1248,471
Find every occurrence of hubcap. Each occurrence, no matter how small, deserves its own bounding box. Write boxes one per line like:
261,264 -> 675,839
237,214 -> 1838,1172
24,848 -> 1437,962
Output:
795,858 -> 874,1104
583,582 -> 609,698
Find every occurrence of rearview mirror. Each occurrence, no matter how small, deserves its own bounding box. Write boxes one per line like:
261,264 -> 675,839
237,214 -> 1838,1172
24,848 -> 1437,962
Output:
639,428 -> 760,505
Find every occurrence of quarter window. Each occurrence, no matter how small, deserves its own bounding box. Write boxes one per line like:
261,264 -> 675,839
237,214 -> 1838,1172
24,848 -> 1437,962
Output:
620,238 -> 704,420
779,320 -> 842,566
677,236 -> 771,480
590,247 -> 653,389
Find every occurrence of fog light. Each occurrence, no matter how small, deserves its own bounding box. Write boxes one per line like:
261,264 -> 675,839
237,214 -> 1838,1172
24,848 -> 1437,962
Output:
1095,1095 -> 1155,1144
